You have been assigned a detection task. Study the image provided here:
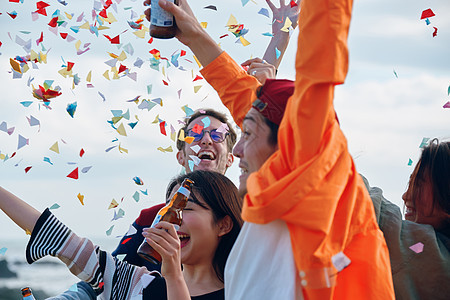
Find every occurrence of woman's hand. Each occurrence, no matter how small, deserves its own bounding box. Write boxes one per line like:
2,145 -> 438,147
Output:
242,58 -> 277,85
142,221 -> 182,278
267,0 -> 301,34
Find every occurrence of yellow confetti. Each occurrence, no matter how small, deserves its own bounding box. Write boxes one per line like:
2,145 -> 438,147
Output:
194,85 -> 202,93
98,25 -> 110,31
226,14 -> 238,27
64,12 -> 73,20
25,229 -> 31,235
178,129 -> 185,141
117,51 -> 127,62
86,70 -> 92,82
49,142 -> 60,154
152,114 -> 160,124
193,55 -> 202,68
103,70 -> 110,80
108,199 -> 119,209
40,52 -> 47,63
116,123 -> 127,136
75,40 -> 81,51
200,22 -> 208,28
80,22 -> 90,29
77,193 -> 84,205
119,143 -> 128,153
157,146 -> 173,153
104,12 -> 117,23
22,64 -> 30,74
111,116 -> 123,124
30,50 -> 39,61
280,17 -> 292,33
239,36 -> 251,46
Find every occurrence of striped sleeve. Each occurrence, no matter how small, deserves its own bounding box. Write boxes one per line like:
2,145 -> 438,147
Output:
26,208 -> 158,300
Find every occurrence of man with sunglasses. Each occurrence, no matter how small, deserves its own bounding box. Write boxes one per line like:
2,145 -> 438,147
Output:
50,108 -> 237,300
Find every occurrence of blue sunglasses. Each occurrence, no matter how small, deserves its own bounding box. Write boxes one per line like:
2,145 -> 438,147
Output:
187,128 -> 228,143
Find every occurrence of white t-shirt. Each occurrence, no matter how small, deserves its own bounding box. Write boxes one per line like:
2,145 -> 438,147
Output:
225,220 -> 303,299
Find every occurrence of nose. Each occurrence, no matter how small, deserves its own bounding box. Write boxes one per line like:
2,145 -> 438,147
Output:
402,187 -> 410,203
200,131 -> 213,145
233,137 -> 244,158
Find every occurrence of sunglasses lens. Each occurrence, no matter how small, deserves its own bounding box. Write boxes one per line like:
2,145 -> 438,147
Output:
210,130 -> 225,142
188,130 -> 203,141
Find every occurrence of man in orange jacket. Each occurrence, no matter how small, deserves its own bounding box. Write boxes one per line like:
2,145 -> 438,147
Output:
157,0 -> 396,298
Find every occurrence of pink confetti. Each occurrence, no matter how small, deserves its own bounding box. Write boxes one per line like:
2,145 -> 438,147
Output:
409,242 -> 424,253
443,101 -> 450,108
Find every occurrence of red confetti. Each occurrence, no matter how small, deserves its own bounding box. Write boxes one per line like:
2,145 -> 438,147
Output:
60,32 -> 68,39
122,237 -> 132,244
193,75 -> 203,82
7,12 -> 18,19
67,62 -> 75,72
192,124 -> 203,134
25,166 -> 32,173
98,282 -> 104,289
432,27 -> 438,37
118,64 -> 127,73
9,0 -> 21,2
36,1 -> 50,9
219,34 -> 228,39
180,50 -> 187,56
0,41 -> 2,47
99,8 -> 108,18
11,152 -> 16,158
48,16 -> 58,27
67,167 -> 79,179
420,8 -> 435,20
79,148 -> 85,157
162,80 -> 168,86
290,0 -> 298,7
160,121 -> 167,136
36,8 -> 47,16
104,34 -> 120,44
148,37 -> 153,44
36,32 -> 44,45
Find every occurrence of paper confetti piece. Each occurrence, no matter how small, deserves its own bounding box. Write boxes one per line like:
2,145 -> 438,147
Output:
66,102 -> 77,118
420,9 -> 435,20
109,199 -> 119,209
157,146 -> 173,153
280,17 -> 292,32
201,117 -> 211,128
194,85 -> 202,93
409,242 -> 424,253
24,166 -> 32,173
189,155 -> 201,166
27,115 -> 40,127
160,121 -> 167,136
408,158 -> 413,166
432,27 -> 438,37
67,167 -> 79,179
393,69 -> 398,78
43,157 -> 53,165
49,203 -> 60,210
111,208 -> 125,221
132,191 -> 140,202
133,176 -> 144,185
192,124 -> 203,134
77,193 -> 84,205
239,36 -> 250,46
116,123 -> 127,136
258,8 -> 270,18
419,137 -> 430,148
50,141 -> 60,153
0,248 -> 7,256
275,47 -> 281,59
106,225 -> 114,236
204,5 -> 217,10
443,101 -> 450,108
188,160 -> 194,172
18,135 -> 29,150
190,145 -> 201,154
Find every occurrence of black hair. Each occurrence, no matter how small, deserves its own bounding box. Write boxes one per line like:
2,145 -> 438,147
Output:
166,170 -> 243,282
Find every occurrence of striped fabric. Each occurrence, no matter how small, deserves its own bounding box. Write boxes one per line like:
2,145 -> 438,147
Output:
26,209 -> 158,300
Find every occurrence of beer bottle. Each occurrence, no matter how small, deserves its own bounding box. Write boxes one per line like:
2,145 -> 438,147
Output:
150,0 -> 179,39
137,178 -> 194,264
21,287 -> 36,300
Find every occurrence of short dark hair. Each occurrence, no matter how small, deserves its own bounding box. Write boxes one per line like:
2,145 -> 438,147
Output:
409,139 -> 450,222
166,170 -> 243,282
176,109 -> 237,153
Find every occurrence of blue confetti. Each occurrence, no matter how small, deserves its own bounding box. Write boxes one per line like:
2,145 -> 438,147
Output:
258,8 -> 270,18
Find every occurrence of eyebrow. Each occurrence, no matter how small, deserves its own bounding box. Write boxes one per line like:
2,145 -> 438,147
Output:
243,115 -> 257,123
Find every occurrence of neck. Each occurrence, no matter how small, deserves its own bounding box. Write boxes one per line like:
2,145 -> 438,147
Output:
182,263 -> 223,296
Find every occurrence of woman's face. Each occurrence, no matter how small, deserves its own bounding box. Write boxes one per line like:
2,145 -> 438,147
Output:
402,173 -> 447,229
169,185 -> 223,265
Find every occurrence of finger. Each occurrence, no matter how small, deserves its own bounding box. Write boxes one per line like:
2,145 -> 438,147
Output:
280,0 -> 286,8
154,221 -> 178,238
265,0 -> 277,12
144,8 -> 150,22
143,0 -> 150,6
241,57 -> 264,66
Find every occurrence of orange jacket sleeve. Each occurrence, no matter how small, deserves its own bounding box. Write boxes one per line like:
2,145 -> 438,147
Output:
200,51 -> 261,128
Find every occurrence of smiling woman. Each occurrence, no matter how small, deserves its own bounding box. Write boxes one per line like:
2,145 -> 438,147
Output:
0,170 -> 243,300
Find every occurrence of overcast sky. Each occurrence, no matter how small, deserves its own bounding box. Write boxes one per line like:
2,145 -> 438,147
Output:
1,0 -> 449,250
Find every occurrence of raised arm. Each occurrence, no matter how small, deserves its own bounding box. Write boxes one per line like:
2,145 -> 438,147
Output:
0,187 -> 41,233
262,0 -> 301,68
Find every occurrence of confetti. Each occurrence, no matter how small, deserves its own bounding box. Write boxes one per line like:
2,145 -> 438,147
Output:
409,242 -> 424,253
67,167 -> 79,179
443,101 -> 450,109
420,8 -> 435,20
133,176 -> 144,185
407,159 -> 413,166
77,193 -> 84,205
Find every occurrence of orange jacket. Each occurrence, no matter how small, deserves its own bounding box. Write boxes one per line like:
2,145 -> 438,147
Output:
202,0 -> 395,299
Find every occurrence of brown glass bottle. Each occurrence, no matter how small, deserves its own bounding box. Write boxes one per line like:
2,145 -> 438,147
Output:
137,178 -> 194,264
150,0 -> 179,39
21,287 -> 36,299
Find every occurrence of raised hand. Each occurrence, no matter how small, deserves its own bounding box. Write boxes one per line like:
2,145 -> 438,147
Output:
266,0 -> 301,35
241,58 -> 276,85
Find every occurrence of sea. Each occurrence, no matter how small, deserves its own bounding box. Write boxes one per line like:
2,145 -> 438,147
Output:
0,236 -> 119,299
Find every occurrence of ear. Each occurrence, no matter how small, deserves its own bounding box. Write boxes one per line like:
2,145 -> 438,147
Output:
225,153 -> 234,169
217,215 -> 233,237
176,150 -> 186,167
